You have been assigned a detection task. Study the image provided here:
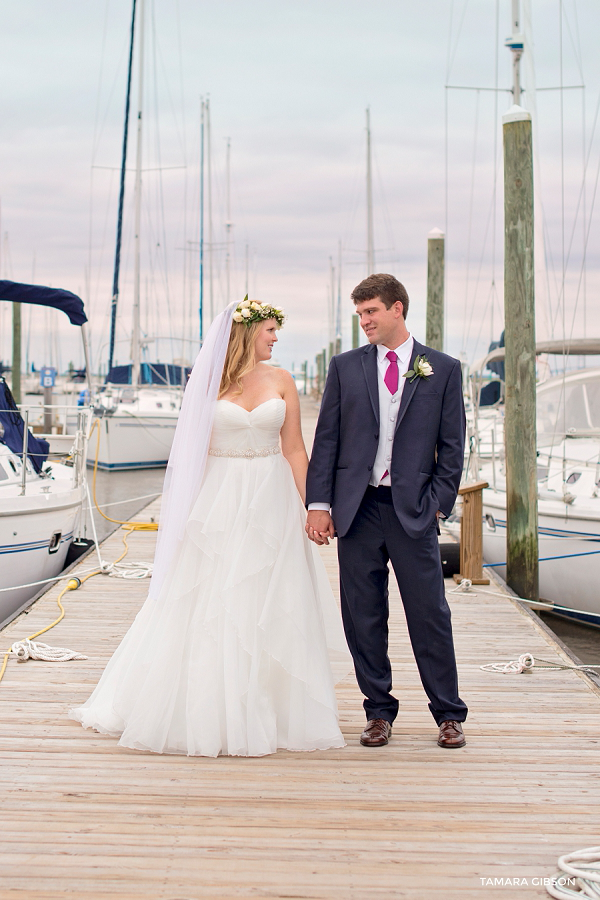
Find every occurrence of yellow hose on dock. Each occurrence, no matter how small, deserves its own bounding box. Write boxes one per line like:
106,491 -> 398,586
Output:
0,418 -> 161,686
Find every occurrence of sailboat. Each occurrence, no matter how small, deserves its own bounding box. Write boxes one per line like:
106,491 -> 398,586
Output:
88,0 -> 190,471
0,282 -> 91,628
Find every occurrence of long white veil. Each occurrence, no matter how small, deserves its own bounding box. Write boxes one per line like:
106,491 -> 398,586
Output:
148,302 -> 236,600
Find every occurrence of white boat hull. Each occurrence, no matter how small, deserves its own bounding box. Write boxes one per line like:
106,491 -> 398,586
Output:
0,488 -> 84,628
481,491 -> 600,627
87,413 -> 177,470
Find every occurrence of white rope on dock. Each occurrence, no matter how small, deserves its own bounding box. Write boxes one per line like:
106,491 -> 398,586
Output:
448,578 -> 600,622
10,638 -> 87,663
99,560 -> 154,579
546,846 -> 600,899
82,490 -> 160,512
480,653 -> 600,675
447,582 -> 600,676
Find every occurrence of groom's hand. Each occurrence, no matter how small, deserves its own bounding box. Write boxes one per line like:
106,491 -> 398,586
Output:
306,510 -> 335,545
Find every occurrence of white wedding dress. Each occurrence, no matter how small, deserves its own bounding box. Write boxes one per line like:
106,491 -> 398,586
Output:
70,398 -> 351,757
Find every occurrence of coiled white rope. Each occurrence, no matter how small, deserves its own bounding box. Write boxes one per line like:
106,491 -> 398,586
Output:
546,846 -> 600,898
450,577 -> 474,592
10,639 -> 87,663
480,653 -> 600,675
99,560 -> 153,579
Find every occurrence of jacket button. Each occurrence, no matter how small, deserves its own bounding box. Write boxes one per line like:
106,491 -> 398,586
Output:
367,466 -> 373,471
374,433 -> 379,439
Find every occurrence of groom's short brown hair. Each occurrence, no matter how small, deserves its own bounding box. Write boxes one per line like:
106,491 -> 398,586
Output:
351,274 -> 409,319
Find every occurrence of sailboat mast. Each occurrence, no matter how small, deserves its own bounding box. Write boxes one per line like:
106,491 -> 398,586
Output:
329,256 -> 335,348
505,0 -> 524,106
366,107 -> 374,275
225,137 -> 232,306
108,0 -> 137,376
206,98 -> 214,320
336,239 -> 342,353
199,98 -> 205,342
131,0 -> 145,388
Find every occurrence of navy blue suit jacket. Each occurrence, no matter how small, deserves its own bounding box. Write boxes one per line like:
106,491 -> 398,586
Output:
306,339 -> 466,539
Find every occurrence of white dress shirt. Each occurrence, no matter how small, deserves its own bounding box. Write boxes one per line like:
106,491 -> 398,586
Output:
369,335 -> 414,487
308,335 -> 413,510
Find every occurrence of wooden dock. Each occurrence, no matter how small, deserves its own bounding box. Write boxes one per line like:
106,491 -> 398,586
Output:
2,427 -> 600,897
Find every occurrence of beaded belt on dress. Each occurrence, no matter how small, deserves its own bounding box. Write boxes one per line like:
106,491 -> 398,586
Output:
208,445 -> 281,458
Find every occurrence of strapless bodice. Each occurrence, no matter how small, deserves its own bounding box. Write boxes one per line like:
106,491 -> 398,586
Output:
209,398 -> 286,453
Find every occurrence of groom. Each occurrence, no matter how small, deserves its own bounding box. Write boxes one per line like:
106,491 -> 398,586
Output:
306,273 -> 468,748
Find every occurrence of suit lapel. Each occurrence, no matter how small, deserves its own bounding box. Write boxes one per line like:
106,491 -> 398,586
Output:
395,340 -> 425,432
361,344 -> 379,424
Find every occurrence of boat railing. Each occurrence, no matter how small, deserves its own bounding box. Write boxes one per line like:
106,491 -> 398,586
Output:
13,404 -> 92,494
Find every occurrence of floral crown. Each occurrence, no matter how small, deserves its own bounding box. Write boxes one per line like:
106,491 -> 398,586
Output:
232,295 -> 285,327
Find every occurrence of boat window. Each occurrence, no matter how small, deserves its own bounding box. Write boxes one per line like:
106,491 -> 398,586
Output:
566,472 -> 581,484
584,381 -> 600,427
537,380 -> 600,443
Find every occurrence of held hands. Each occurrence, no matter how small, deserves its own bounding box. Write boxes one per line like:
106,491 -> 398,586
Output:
305,510 -> 335,546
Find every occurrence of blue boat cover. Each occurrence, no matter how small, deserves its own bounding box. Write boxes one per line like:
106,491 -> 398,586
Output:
487,331 -> 505,381
106,363 -> 191,385
0,280 -> 87,326
0,378 -> 49,473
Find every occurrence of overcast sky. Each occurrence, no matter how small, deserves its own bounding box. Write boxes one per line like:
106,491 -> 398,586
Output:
0,0 -> 598,375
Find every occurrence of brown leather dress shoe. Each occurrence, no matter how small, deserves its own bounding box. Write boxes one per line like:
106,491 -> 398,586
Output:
437,720 -> 466,748
360,718 -> 392,747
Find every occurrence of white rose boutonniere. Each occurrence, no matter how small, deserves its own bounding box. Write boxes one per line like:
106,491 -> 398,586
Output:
403,354 -> 434,384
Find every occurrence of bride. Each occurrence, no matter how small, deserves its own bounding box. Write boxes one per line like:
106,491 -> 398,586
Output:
70,298 -> 351,757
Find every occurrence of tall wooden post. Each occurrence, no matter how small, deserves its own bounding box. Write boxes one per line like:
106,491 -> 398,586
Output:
503,105 -> 538,601
426,228 -> 444,351
12,302 -> 21,404
352,314 -> 359,349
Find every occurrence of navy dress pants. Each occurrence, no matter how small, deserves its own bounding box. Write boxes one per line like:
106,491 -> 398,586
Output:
337,485 -> 468,726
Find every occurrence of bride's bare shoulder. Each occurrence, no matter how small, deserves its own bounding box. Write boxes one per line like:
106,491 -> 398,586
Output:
257,364 -> 297,396
256,363 -> 291,382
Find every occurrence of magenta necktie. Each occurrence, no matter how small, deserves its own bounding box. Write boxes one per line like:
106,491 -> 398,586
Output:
384,350 -> 398,394
381,351 -> 398,482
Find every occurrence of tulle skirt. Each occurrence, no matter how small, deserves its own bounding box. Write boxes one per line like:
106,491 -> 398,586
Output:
70,453 -> 352,756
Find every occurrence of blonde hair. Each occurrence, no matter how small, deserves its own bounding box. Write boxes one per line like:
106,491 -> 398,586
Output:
219,320 -> 263,397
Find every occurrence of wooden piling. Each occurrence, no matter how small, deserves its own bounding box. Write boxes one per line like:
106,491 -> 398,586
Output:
503,105 -> 539,602
426,228 -> 445,351
11,302 -> 21,404
352,314 -> 359,349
